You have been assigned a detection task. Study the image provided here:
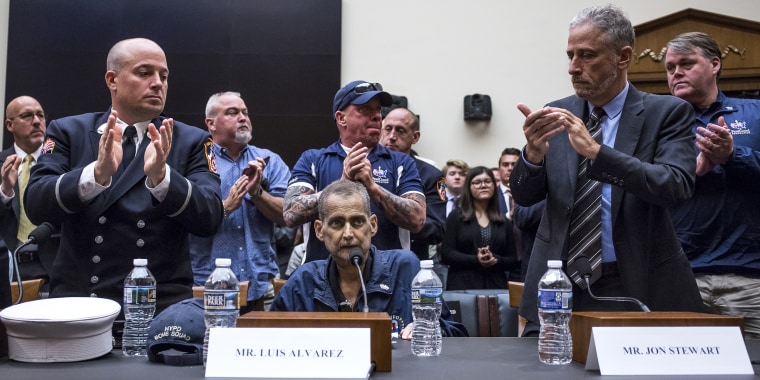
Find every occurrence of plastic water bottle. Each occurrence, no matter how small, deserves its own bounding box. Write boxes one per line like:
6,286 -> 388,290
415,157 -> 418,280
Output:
537,259 -> 573,365
203,258 -> 239,366
411,259 -> 443,357
122,258 -> 157,356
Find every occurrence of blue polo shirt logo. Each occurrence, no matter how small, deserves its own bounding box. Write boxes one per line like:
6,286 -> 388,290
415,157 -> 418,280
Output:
729,119 -> 750,135
373,165 -> 389,184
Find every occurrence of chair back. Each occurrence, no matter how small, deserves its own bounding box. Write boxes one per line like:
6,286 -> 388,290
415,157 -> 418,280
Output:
490,293 -> 519,337
10,279 -> 44,304
445,288 -> 521,337
508,281 -> 526,336
442,291 -> 490,337
273,278 -> 286,296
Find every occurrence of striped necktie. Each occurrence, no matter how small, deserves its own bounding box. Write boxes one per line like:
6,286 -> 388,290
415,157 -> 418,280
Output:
566,107 -> 606,289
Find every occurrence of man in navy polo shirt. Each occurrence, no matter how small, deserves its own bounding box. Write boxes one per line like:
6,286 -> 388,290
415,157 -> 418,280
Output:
283,80 -> 425,262
665,32 -> 760,339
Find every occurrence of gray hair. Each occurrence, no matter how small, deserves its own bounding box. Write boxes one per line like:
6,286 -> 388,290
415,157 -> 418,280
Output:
205,91 -> 242,118
569,4 -> 635,52
667,32 -> 722,78
317,180 -> 371,220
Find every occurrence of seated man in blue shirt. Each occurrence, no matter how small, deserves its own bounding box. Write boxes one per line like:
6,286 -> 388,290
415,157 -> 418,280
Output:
271,180 -> 467,338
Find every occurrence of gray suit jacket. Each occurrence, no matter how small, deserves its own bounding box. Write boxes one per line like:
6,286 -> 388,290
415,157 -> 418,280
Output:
0,147 -> 26,253
510,85 -> 704,331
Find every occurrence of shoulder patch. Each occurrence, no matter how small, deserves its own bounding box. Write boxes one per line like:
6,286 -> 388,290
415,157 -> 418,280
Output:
204,138 -> 217,173
41,137 -> 56,155
436,177 -> 447,201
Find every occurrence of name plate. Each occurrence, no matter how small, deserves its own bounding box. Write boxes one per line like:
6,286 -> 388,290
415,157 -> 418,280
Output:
586,326 -> 753,375
205,327 -> 372,379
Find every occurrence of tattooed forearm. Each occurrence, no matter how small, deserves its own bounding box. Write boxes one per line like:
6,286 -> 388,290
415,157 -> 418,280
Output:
374,187 -> 426,233
283,185 -> 319,227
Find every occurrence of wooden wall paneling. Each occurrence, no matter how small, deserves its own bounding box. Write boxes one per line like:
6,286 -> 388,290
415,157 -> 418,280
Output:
629,8 -> 760,95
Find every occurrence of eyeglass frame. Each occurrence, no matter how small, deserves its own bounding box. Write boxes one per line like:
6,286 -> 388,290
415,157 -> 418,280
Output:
471,179 -> 494,188
335,82 -> 384,113
6,111 -> 46,122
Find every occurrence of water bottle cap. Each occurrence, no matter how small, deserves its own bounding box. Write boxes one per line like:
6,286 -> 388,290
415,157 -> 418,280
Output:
420,260 -> 434,269
547,260 -> 562,268
215,258 -> 232,267
133,258 -> 148,266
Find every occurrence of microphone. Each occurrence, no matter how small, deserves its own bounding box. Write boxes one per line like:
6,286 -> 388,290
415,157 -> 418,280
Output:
25,222 -> 55,244
12,222 -> 55,304
575,256 -> 651,312
349,248 -> 369,312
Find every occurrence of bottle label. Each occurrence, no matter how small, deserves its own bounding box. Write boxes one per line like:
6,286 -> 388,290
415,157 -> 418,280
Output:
204,290 -> 240,310
123,286 -> 156,305
411,286 -> 442,304
538,290 -> 572,310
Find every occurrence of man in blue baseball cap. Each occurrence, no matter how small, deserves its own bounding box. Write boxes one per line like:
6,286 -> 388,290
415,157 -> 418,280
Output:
331,80 -> 392,116
284,80 -> 426,262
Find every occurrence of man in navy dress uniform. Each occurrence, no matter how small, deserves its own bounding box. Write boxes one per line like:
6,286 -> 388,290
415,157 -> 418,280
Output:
25,38 -> 223,315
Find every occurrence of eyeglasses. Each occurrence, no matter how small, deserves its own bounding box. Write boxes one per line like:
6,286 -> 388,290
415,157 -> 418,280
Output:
353,82 -> 383,94
471,179 -> 494,188
336,82 -> 383,112
7,111 -> 46,122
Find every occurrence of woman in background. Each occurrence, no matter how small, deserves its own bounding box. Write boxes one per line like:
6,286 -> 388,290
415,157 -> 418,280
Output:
441,166 -> 518,290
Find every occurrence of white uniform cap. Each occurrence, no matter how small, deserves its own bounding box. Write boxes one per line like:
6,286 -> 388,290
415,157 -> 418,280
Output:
0,297 -> 120,362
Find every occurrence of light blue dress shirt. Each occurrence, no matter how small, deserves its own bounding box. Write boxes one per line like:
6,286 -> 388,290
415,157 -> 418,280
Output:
595,82 -> 629,263
189,143 -> 291,301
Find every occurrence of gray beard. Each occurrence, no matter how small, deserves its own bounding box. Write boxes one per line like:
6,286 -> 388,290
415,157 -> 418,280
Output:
574,61 -> 619,102
235,130 -> 252,144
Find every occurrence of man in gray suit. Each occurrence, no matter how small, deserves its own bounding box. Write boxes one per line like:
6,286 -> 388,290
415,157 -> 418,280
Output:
1,96 -> 57,289
510,5 -> 704,336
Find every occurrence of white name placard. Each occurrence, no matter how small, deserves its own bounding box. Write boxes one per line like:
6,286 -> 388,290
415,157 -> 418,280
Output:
205,327 -> 372,379
585,326 -> 753,375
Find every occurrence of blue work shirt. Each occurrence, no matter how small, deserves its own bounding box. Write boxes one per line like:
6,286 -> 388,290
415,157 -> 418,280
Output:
190,143 -> 291,301
271,246 -> 468,337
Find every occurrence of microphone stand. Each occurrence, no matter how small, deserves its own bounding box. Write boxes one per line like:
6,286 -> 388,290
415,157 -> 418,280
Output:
351,255 -> 369,313
582,275 -> 651,312
12,243 -> 29,304
11,222 -> 54,304
349,248 -> 369,313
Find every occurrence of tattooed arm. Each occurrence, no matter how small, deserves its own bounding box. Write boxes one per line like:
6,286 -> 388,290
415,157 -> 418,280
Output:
371,187 -> 426,233
348,148 -> 426,233
282,185 -> 320,227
